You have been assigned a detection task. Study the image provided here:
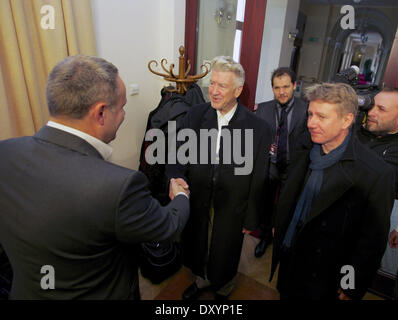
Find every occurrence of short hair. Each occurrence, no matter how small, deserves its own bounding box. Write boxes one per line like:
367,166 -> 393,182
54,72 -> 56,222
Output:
46,55 -> 120,119
211,56 -> 245,88
271,67 -> 296,86
305,82 -> 358,119
381,86 -> 398,93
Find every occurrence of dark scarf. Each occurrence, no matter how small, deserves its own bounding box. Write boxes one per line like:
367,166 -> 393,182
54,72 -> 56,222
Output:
281,130 -> 352,250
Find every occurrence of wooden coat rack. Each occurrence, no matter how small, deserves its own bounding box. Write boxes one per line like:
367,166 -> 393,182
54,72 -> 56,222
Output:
148,45 -> 210,94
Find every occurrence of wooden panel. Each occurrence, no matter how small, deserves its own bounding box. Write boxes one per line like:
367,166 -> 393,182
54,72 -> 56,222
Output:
383,28 -> 398,88
184,0 -> 198,75
239,0 -> 267,110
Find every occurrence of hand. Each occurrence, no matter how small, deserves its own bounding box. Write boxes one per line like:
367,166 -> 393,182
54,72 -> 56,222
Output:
337,288 -> 351,300
169,178 -> 189,200
389,229 -> 398,248
242,228 -> 253,235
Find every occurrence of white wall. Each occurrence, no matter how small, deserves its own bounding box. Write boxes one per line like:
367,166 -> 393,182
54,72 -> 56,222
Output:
92,0 -> 185,170
279,0 -> 301,68
255,0 -> 300,104
297,4 -> 332,81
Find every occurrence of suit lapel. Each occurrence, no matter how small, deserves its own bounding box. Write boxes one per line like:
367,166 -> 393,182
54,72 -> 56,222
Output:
198,105 -> 218,163
304,165 -> 353,225
276,148 -> 311,231
216,103 -> 250,166
226,102 -> 246,129
304,138 -> 356,225
289,100 -> 302,135
201,104 -> 218,131
34,126 -> 104,159
269,101 -> 277,137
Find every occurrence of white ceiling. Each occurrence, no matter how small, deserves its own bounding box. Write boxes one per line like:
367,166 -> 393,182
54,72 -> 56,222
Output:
304,0 -> 398,7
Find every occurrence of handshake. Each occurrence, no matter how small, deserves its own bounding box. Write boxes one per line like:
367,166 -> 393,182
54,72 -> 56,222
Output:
169,178 -> 190,200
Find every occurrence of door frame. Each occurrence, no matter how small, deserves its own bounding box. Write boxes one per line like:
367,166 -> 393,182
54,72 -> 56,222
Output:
184,0 -> 267,110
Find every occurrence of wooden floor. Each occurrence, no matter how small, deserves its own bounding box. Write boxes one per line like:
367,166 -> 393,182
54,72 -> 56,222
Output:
139,234 -> 383,300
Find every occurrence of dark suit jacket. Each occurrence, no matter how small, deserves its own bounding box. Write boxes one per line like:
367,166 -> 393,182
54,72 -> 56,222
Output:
0,126 -> 189,299
256,97 -> 308,160
166,102 -> 272,287
271,134 -> 395,299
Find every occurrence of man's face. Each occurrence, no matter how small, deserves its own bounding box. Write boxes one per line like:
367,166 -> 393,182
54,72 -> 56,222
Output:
103,76 -> 127,143
208,70 -> 242,115
366,91 -> 398,135
272,74 -> 296,105
307,100 -> 353,152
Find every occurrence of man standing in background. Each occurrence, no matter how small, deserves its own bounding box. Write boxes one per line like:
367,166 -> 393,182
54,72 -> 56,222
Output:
254,67 -> 308,258
356,86 -> 398,300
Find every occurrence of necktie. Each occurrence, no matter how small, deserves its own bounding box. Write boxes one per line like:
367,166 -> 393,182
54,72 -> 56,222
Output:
277,106 -> 288,168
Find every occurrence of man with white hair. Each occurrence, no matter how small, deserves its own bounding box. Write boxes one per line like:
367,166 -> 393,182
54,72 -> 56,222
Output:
167,56 -> 272,300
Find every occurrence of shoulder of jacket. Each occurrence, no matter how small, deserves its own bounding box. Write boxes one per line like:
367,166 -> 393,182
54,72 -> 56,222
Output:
258,100 -> 275,109
353,139 -> 392,175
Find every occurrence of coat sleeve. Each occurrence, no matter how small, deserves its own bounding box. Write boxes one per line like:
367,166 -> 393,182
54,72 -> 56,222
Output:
243,125 -> 271,230
115,171 -> 190,244
165,108 -> 191,184
341,166 -> 395,300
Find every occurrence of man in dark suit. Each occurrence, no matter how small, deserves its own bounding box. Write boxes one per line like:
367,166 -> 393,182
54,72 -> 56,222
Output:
0,55 -> 190,299
254,67 -> 308,258
167,56 -> 271,300
271,82 -> 395,300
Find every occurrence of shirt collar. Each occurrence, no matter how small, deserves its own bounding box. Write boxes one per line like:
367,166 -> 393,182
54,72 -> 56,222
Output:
277,97 -> 295,110
47,121 -> 113,161
216,103 -> 238,126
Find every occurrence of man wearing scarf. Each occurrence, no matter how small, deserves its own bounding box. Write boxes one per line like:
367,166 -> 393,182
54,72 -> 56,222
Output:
270,82 -> 395,300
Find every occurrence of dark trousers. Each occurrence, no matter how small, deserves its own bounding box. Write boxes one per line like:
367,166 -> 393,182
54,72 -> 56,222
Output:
258,163 -> 286,241
0,252 -> 12,300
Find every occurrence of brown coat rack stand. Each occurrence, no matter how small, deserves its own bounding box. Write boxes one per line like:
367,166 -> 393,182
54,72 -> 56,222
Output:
148,45 -> 211,94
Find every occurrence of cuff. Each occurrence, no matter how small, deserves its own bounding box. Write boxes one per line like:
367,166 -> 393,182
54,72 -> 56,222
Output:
176,192 -> 189,199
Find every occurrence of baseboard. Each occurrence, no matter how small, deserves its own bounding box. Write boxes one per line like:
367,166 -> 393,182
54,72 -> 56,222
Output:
368,270 -> 396,300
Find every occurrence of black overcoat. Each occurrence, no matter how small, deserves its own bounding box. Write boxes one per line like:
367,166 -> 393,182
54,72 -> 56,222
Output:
167,102 -> 272,287
271,134 -> 395,299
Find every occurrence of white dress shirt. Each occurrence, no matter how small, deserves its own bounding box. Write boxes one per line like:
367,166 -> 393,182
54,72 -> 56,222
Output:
216,103 -> 238,160
46,121 -> 113,161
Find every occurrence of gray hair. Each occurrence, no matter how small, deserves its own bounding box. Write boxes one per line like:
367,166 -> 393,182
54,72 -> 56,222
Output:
211,56 -> 245,88
305,82 -> 358,119
46,55 -> 119,119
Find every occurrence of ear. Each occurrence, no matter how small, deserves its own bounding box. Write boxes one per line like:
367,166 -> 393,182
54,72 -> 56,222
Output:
343,113 -> 355,129
90,102 -> 107,126
293,81 -> 297,91
234,85 -> 243,98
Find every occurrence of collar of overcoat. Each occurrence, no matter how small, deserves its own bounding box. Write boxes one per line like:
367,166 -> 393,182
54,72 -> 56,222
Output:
285,132 -> 357,229
201,101 -> 248,131
34,125 -> 104,160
